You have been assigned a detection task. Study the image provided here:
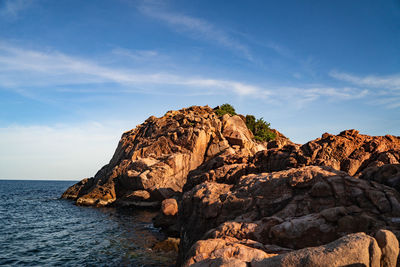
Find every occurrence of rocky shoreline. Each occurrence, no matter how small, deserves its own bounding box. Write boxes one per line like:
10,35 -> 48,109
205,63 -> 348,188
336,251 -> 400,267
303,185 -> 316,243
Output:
62,105 -> 400,266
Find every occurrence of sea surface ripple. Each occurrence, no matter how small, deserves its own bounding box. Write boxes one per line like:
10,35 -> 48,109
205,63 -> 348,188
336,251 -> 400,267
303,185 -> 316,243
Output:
0,180 -> 174,266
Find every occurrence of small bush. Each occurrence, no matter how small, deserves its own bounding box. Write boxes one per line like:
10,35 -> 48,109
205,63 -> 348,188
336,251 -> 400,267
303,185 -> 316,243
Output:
215,104 -> 236,116
246,115 -> 276,142
245,115 -> 256,133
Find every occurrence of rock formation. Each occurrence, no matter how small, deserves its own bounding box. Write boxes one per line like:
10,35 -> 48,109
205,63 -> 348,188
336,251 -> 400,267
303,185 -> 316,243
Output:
61,105 -> 400,266
178,166 -> 400,264
252,129 -> 400,176
62,106 -> 263,206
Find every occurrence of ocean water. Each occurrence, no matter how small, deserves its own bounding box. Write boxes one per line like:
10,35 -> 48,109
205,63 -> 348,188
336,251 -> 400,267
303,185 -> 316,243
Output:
0,180 -> 175,266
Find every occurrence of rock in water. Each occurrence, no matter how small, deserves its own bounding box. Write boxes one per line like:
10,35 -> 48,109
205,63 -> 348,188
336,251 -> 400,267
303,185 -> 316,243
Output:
62,106 -> 263,206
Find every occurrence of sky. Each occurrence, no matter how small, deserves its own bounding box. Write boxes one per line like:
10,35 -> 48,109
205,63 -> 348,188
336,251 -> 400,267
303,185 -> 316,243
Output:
0,0 -> 399,180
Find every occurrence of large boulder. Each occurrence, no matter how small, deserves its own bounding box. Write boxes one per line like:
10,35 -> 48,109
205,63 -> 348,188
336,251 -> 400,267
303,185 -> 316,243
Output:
374,229 -> 399,267
184,232 -> 399,267
183,237 -> 276,267
253,232 -> 382,267
62,106 -> 263,206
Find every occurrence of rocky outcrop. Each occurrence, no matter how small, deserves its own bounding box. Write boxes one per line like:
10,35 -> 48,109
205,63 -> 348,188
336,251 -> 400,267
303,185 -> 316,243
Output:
182,130 -> 400,193
179,166 -> 400,265
253,130 -> 400,176
266,129 -> 296,149
62,106 -> 263,206
359,164 -> 400,192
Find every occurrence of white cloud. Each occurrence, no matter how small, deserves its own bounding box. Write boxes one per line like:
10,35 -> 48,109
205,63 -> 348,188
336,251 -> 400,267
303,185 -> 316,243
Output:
138,2 -> 254,61
330,70 -> 400,90
0,122 -> 133,180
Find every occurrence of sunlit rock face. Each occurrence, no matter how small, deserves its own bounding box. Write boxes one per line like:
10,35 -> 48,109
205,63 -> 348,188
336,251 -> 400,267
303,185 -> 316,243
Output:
62,105 -> 263,207
251,129 -> 400,176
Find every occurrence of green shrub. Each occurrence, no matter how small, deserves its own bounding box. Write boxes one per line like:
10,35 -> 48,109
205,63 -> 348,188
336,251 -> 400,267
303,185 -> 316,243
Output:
215,104 -> 236,116
245,115 -> 256,133
246,115 -> 276,142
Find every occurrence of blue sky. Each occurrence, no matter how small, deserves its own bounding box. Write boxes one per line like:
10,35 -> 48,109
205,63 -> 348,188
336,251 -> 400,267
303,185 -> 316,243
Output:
0,0 -> 399,179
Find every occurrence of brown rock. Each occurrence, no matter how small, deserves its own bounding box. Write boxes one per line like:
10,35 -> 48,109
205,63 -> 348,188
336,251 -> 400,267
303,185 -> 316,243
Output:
179,166 -> 400,262
61,177 -> 94,200
221,115 -> 256,153
359,164 -> 400,192
153,237 -> 180,252
184,231 -> 399,267
253,232 -> 382,267
252,130 -> 400,176
375,229 -> 399,267
190,258 -> 247,267
267,129 -> 297,149
162,198 -> 178,216
183,238 -> 276,267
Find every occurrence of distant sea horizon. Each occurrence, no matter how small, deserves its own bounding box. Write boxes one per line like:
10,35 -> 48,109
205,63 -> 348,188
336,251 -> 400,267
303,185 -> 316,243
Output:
0,178 -> 80,181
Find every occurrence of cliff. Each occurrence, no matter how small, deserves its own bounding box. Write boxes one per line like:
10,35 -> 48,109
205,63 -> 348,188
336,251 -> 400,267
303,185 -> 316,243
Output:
62,105 -> 400,266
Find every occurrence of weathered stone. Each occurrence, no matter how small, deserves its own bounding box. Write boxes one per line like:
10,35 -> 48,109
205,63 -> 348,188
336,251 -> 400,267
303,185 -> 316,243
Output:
162,198 -> 178,216
252,130 -> 400,176
375,229 -> 399,267
359,164 -> 400,192
183,238 -> 276,267
252,232 -> 382,267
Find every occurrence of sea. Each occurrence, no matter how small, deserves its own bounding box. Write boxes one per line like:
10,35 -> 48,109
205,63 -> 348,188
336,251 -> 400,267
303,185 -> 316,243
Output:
0,180 -> 175,267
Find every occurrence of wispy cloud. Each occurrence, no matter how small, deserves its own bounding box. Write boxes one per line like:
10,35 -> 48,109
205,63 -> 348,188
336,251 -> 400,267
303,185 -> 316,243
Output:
267,86 -> 368,108
0,41 -> 264,97
330,70 -> 400,90
0,41 -> 370,106
0,0 -> 32,18
138,2 -> 254,61
111,47 -> 159,60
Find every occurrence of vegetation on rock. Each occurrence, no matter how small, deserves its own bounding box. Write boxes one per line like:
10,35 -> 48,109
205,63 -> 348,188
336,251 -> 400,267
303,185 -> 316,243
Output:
245,115 -> 276,142
214,104 -> 276,142
214,104 -> 237,116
